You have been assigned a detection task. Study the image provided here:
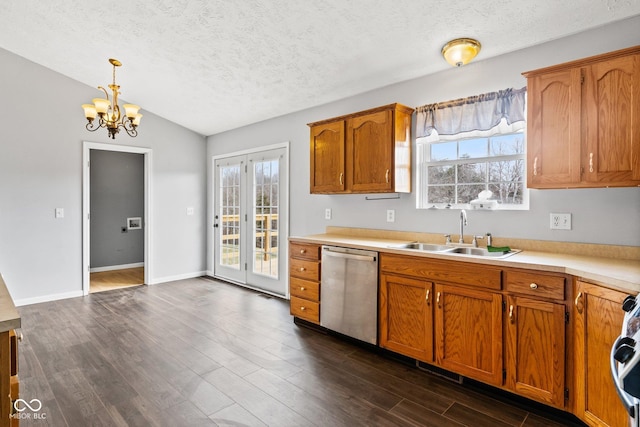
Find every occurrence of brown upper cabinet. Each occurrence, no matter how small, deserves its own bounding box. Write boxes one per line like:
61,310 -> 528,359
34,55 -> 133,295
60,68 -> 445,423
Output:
308,103 -> 414,194
523,46 -> 640,188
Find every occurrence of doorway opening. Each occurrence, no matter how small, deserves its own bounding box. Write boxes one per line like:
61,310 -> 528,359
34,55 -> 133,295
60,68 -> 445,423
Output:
82,142 -> 152,295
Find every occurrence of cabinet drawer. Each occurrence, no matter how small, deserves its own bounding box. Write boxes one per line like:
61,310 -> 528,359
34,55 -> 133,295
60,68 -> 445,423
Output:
290,277 -> 320,301
290,296 -> 320,323
290,242 -> 320,261
290,258 -> 320,281
505,270 -> 565,300
380,253 -> 502,290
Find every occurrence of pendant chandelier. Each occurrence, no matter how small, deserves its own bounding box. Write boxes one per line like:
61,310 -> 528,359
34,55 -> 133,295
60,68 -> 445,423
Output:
81,58 -> 142,139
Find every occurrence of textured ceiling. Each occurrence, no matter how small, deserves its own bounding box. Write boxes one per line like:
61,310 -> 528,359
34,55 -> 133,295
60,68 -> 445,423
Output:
1,1 -> 639,136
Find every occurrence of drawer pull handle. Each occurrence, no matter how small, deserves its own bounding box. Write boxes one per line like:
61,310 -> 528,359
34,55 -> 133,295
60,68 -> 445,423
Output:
436,292 -> 441,308
300,287 -> 306,291
300,249 -> 306,254
509,305 -> 515,323
300,306 -> 306,311
425,289 -> 430,305
529,283 -> 538,290
299,267 -> 305,272
575,292 -> 584,314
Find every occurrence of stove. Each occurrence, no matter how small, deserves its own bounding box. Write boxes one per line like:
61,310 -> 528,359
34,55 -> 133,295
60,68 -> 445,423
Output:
612,293 -> 640,426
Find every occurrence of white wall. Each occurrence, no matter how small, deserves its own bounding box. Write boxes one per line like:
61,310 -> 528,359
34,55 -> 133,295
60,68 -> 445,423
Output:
0,48 -> 207,304
207,15 -> 640,274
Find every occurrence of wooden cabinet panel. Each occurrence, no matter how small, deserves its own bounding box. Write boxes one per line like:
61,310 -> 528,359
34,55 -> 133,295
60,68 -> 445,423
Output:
435,284 -> 503,385
290,277 -> 319,300
574,280 -> 628,427
379,274 -> 433,362
506,295 -> 565,407
309,103 -> 413,194
524,45 -> 640,188
505,270 -> 565,301
289,242 -> 321,261
380,253 -> 502,290
289,241 -> 321,325
310,121 -> 345,193
347,110 -> 394,193
289,258 -> 320,282
584,53 -> 640,184
527,67 -> 582,187
290,296 -> 320,323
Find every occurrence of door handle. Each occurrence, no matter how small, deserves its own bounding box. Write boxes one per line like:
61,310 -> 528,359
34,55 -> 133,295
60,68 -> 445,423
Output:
575,292 -> 584,314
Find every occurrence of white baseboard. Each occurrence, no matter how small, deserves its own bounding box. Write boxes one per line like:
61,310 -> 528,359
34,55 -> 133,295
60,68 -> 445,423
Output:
90,262 -> 144,273
148,271 -> 206,285
14,290 -> 84,307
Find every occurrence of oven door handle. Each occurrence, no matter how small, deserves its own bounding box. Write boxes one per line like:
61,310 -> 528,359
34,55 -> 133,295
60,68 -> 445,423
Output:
611,336 -> 639,419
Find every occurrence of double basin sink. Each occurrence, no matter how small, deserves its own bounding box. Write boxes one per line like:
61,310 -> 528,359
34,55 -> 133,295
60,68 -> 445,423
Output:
389,242 -> 521,259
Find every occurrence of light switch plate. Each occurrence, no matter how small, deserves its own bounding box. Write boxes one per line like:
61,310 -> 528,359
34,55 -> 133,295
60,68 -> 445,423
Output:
550,213 -> 571,230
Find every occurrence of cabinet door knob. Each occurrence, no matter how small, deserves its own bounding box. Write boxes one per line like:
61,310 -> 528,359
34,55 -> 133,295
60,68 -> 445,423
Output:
575,292 -> 584,314
299,267 -> 305,272
589,152 -> 594,173
529,283 -> 538,290
300,306 -> 306,311
509,305 -> 515,323
300,287 -> 306,291
300,249 -> 306,254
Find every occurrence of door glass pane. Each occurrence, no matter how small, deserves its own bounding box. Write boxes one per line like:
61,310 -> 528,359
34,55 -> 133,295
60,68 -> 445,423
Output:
253,159 -> 279,278
219,164 -> 241,270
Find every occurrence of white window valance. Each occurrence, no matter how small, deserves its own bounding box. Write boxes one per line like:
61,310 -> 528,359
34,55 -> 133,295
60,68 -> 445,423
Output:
416,87 -> 527,140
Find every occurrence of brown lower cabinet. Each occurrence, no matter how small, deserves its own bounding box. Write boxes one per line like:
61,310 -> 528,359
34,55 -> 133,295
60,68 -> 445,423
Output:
292,244 -> 632,426
379,274 -> 434,362
574,280 -> 628,427
435,283 -> 503,386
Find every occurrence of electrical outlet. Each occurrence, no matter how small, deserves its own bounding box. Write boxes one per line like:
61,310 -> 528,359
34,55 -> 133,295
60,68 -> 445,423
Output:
55,208 -> 64,218
386,209 -> 395,223
550,213 -> 571,230
325,208 -> 332,220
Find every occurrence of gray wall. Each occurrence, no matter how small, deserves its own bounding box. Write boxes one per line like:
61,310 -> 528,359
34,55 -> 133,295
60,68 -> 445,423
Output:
90,150 -> 145,269
207,15 -> 640,274
0,48 -> 207,304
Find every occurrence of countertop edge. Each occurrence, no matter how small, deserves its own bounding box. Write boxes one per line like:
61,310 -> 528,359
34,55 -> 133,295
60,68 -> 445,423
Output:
291,234 -> 640,294
0,274 -> 21,333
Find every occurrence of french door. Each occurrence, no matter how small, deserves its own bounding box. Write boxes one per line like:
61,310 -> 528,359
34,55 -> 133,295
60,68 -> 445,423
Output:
213,146 -> 288,296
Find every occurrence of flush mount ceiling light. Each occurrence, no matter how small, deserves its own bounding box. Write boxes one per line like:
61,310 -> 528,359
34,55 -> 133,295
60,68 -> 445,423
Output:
441,38 -> 481,67
81,58 -> 142,139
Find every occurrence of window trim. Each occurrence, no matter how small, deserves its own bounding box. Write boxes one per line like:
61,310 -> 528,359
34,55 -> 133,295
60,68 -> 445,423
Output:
416,132 -> 529,211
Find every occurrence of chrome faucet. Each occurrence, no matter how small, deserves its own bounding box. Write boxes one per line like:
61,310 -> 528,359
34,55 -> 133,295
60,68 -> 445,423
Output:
459,209 -> 467,244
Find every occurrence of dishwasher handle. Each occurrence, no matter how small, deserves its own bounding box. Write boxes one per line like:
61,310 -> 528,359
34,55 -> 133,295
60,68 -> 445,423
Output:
322,248 -> 377,262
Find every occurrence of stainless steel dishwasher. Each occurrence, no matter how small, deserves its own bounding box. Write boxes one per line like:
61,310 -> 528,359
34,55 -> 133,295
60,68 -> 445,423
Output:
320,245 -> 379,345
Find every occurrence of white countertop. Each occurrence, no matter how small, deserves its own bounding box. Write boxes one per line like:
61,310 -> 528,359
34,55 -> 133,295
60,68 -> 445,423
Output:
292,233 -> 640,294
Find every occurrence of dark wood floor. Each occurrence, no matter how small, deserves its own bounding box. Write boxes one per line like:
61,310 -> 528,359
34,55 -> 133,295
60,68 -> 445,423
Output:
16,277 -> 585,427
